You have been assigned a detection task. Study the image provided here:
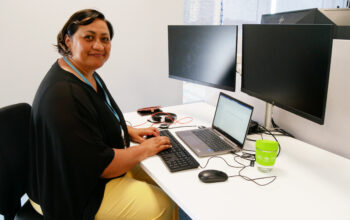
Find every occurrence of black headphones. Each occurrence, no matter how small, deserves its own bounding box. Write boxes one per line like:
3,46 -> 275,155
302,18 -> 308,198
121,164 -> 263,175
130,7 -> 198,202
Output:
151,112 -> 177,123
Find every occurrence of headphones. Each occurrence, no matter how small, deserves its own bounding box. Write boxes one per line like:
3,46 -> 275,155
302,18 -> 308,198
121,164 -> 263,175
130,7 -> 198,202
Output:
151,112 -> 177,123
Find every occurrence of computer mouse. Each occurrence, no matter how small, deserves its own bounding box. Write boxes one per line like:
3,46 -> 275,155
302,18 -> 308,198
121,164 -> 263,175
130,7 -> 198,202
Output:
198,169 -> 228,183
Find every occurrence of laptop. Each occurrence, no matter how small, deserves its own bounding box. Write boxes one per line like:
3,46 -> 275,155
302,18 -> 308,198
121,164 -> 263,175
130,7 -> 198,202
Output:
176,92 -> 253,157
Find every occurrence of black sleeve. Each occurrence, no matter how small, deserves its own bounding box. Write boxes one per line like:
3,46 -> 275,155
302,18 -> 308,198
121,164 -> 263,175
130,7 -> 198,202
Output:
45,82 -> 114,179
38,82 -> 114,219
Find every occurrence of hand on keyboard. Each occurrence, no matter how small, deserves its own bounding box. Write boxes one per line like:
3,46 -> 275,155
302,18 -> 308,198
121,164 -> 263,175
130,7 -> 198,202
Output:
128,126 -> 160,143
139,136 -> 171,158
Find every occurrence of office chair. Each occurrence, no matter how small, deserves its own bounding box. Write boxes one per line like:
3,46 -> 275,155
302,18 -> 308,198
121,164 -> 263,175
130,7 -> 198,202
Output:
0,103 -> 43,220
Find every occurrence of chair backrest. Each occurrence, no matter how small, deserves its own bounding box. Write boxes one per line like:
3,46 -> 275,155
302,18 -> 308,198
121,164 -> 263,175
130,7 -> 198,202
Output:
0,103 -> 31,218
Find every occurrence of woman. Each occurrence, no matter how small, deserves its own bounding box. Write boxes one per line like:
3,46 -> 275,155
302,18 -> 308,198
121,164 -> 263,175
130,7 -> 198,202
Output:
28,9 -> 175,220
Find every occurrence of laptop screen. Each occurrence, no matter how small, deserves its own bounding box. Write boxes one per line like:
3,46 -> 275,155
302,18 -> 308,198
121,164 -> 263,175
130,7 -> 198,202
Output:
212,93 -> 253,145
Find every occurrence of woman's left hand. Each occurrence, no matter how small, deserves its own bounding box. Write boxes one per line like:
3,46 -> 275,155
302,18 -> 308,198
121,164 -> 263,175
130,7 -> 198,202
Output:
128,126 -> 160,143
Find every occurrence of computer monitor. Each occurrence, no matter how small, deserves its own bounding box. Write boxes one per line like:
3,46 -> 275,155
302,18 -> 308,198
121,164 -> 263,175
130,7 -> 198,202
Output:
242,24 -> 333,125
261,8 -> 350,40
168,25 -> 238,91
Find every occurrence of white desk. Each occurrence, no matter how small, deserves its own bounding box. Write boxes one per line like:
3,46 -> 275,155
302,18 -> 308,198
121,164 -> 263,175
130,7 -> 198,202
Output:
124,102 -> 350,220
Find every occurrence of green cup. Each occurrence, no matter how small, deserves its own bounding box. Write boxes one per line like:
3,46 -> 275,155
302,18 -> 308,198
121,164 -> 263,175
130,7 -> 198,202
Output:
255,140 -> 278,173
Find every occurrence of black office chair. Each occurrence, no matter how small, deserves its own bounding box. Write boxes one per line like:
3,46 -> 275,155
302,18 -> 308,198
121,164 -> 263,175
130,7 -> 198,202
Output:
0,103 -> 43,220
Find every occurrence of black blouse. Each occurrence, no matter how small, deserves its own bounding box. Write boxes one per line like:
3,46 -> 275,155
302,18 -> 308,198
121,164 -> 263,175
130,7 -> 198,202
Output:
28,61 -> 130,220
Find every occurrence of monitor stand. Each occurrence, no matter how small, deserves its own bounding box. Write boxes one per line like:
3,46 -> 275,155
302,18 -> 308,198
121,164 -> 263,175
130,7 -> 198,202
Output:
264,103 -> 274,130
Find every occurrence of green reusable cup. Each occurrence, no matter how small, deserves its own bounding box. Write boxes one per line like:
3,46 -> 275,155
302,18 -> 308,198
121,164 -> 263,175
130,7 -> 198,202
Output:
255,140 -> 278,173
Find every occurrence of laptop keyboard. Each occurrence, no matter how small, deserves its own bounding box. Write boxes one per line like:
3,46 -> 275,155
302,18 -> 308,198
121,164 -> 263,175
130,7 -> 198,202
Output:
158,130 -> 199,172
192,129 -> 233,152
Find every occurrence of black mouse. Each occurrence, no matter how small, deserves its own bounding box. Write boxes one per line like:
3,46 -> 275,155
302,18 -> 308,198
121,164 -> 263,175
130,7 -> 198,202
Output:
198,169 -> 228,183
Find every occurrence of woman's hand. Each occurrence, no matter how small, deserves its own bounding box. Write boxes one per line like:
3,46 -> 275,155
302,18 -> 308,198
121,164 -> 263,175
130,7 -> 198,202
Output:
128,126 -> 160,143
139,136 -> 171,158
101,135 -> 170,178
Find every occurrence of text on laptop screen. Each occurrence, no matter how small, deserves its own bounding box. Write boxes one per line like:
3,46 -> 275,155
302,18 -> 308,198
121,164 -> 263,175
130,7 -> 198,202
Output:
213,95 -> 252,144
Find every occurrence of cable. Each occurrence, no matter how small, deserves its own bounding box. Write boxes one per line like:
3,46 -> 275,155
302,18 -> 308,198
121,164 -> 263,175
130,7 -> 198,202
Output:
258,125 -> 281,157
199,156 -> 244,169
249,120 -> 293,138
262,132 -> 288,136
271,118 -> 294,138
228,166 -> 277,186
164,125 -> 198,130
242,149 -> 256,153
174,116 -> 194,125
246,137 -> 258,142
230,153 -> 277,186
199,154 -> 277,186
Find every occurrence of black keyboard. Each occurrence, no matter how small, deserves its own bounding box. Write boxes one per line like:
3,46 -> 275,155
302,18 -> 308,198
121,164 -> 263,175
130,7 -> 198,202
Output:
158,130 -> 199,172
192,129 -> 233,152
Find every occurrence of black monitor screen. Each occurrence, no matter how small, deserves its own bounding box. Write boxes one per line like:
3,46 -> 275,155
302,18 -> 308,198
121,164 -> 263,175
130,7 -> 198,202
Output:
168,25 -> 237,91
242,24 -> 333,124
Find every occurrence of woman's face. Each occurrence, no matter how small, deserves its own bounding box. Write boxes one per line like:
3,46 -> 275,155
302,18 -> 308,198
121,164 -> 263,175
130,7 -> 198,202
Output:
65,19 -> 111,72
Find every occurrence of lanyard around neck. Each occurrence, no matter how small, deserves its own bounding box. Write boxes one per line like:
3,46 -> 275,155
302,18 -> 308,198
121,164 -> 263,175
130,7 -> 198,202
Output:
63,57 -> 121,123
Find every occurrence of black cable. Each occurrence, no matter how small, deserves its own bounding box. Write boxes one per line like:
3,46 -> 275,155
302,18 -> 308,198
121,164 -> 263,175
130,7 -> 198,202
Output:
250,119 -> 293,138
242,149 -> 256,153
199,154 -> 277,186
230,153 -> 277,186
246,138 -> 258,142
259,131 -> 287,136
232,153 -> 247,166
271,118 -> 294,138
147,119 -> 160,123
199,156 -> 244,169
276,129 -> 294,138
258,125 -> 281,157
240,152 -> 255,160
228,166 -> 277,186
264,132 -> 287,136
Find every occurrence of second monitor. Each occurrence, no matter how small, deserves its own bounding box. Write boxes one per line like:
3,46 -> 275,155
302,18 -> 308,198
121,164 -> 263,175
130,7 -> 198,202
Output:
168,25 -> 238,92
242,24 -> 333,125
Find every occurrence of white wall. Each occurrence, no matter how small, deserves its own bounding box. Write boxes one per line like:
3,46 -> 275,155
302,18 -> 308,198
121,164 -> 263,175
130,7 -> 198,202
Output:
203,40 -> 350,159
0,0 -> 183,113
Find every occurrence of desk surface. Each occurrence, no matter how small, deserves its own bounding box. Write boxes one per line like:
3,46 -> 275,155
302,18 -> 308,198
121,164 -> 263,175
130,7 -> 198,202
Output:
124,102 -> 350,220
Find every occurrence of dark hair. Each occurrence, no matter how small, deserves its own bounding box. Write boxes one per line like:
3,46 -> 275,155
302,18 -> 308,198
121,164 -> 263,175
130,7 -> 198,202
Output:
56,9 -> 114,56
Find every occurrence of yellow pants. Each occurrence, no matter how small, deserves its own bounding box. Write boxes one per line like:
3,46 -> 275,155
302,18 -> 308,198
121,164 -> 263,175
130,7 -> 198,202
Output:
30,164 -> 178,220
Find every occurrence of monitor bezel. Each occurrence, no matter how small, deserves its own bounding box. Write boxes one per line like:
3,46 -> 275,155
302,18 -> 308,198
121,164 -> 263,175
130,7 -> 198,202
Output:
168,25 -> 238,92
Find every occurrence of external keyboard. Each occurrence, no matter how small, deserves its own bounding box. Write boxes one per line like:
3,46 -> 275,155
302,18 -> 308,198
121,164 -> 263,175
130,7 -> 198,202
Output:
158,130 -> 199,172
192,129 -> 233,152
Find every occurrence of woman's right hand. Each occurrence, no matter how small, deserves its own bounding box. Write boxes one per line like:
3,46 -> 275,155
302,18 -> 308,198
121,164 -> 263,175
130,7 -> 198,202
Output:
139,136 -> 171,158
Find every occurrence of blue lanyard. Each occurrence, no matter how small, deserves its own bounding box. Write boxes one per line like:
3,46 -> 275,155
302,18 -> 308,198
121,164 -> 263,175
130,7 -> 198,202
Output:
63,57 -> 121,123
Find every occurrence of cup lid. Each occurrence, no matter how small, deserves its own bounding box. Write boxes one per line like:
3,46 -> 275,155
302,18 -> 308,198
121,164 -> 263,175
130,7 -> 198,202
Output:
255,140 -> 278,151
